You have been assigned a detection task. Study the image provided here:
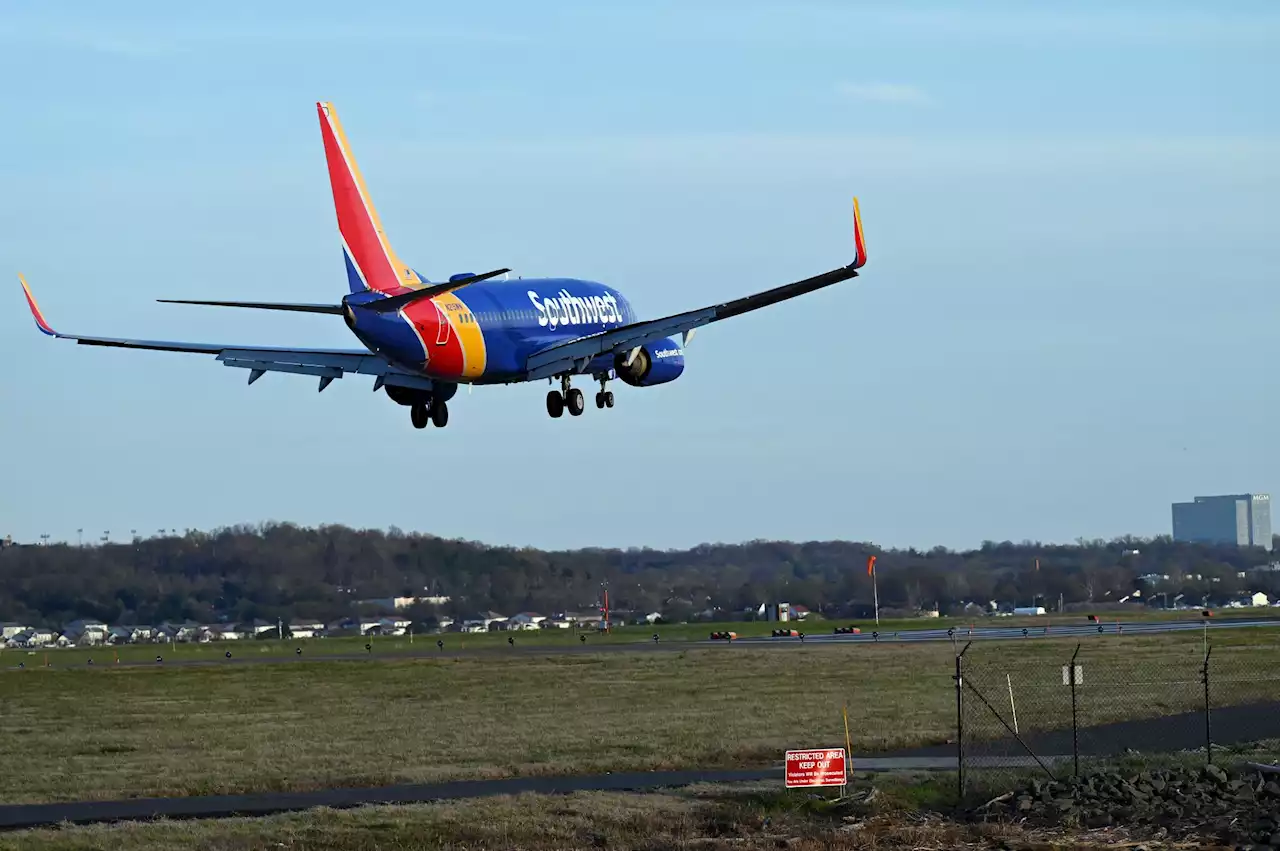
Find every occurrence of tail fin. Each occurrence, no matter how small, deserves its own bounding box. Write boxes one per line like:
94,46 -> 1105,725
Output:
316,102 -> 424,294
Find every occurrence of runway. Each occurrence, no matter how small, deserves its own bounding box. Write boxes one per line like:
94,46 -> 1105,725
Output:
6,616 -> 1277,672
735,616 -> 1280,646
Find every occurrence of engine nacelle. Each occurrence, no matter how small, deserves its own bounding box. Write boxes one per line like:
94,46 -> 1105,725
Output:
613,338 -> 685,387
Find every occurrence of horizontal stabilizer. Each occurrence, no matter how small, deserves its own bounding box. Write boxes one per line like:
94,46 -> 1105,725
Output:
157,299 -> 345,314
364,268 -> 510,314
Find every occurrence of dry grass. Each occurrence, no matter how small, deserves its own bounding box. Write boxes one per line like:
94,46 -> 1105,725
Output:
0,783 -> 1223,851
0,633 -> 1275,806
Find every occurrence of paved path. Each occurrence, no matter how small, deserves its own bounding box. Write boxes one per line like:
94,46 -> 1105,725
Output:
0,758 -> 1048,831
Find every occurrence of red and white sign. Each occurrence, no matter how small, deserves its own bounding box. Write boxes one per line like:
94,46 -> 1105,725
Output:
785,748 -> 847,788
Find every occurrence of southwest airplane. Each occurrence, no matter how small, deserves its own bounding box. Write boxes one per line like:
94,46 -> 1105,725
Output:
19,102 -> 868,430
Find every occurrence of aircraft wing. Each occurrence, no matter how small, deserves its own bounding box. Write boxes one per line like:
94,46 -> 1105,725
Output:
18,275 -> 436,392
524,198 -> 868,380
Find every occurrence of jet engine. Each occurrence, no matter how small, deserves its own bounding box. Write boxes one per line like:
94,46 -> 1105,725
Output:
612,338 -> 686,386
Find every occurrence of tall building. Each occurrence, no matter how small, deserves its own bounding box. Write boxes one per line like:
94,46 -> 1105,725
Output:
1171,494 -> 1272,550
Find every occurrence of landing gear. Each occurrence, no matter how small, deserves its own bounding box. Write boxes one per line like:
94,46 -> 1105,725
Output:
547,375 -> 603,418
593,374 -> 615,409
410,399 -> 449,429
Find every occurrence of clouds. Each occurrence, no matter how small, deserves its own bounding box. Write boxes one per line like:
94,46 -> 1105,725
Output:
836,82 -> 931,105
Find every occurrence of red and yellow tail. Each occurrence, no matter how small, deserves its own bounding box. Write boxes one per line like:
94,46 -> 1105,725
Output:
317,102 -> 424,294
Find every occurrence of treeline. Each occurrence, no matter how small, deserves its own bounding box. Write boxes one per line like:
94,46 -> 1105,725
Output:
0,523 -> 1276,628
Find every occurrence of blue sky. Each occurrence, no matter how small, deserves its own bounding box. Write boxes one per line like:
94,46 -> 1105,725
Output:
2,0 -> 1277,551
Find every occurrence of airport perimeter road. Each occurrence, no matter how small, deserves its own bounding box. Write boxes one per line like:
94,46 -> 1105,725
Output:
5,617 -> 1278,672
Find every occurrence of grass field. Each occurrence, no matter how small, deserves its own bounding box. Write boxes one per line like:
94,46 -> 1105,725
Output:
0,783 -> 1135,851
3,608 -> 1271,668
0,629 -> 1276,806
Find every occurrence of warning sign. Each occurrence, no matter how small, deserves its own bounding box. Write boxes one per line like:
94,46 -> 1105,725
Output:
784,748 -> 847,788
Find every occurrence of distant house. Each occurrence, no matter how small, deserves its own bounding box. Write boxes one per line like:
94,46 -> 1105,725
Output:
108,625 -> 154,644
790,604 -> 811,621
0,623 -> 30,641
207,624 -> 244,641
25,628 -> 57,647
157,621 -> 202,642
5,629 -> 34,648
355,596 -> 420,612
288,622 -> 324,639
462,612 -> 506,632
375,617 -> 412,636
540,618 -> 571,629
244,619 -> 279,638
63,619 -> 110,645
506,613 -> 546,630
1231,592 -> 1270,608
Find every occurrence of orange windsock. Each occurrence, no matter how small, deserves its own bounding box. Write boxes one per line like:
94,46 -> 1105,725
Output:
867,555 -> 877,576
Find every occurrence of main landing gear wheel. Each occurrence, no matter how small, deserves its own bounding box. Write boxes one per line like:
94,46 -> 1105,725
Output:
410,403 -> 429,429
595,392 -> 605,409
431,400 -> 449,428
566,388 -> 585,416
546,390 -> 564,418
604,391 -> 614,408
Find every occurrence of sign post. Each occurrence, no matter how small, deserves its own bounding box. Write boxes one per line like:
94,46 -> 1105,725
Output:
785,748 -> 848,797
867,556 -> 879,626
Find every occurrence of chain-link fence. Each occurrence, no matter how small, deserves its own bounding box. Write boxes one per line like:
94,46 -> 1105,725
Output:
955,638 -> 1280,802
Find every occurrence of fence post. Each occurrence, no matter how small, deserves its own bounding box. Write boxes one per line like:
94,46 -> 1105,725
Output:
1202,644 -> 1213,764
954,641 -> 971,803
1070,643 -> 1081,778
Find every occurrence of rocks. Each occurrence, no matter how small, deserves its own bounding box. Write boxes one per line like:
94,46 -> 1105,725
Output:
978,763 -> 1280,848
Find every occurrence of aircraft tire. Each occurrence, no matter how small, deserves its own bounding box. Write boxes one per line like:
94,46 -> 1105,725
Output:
604,391 -> 614,408
410,404 -> 429,429
431,400 -> 449,428
566,388 -> 585,416
546,390 -> 564,418
595,392 -> 605,409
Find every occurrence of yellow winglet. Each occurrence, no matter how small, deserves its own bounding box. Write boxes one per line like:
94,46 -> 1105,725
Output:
18,273 -> 57,336
852,197 -> 867,269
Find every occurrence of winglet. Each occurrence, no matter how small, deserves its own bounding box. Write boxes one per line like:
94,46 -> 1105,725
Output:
851,196 -> 868,270
18,274 -> 56,336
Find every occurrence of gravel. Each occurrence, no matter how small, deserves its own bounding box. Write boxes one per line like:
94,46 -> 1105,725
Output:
977,763 -> 1280,848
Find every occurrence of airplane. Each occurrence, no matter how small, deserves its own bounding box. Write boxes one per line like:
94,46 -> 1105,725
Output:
18,101 -> 868,430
